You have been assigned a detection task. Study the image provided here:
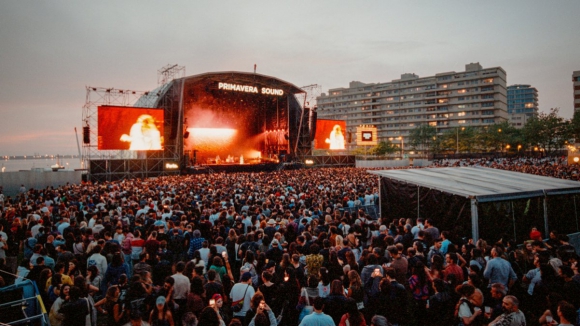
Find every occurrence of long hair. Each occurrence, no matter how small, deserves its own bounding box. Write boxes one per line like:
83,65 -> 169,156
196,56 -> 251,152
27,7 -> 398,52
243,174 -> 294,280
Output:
330,279 -> 344,296
59,284 -> 71,300
346,299 -> 364,326
319,267 -> 330,285
198,306 -> 220,326
412,262 -> 427,288
348,270 -> 362,291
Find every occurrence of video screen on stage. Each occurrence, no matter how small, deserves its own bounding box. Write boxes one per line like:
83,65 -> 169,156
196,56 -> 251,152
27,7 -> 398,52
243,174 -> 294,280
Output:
98,106 -> 164,150
314,119 -> 346,150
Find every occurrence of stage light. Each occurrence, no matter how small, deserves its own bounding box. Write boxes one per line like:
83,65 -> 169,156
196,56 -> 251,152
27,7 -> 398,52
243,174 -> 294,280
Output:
305,159 -> 314,165
574,157 -> 579,163
165,162 -> 179,170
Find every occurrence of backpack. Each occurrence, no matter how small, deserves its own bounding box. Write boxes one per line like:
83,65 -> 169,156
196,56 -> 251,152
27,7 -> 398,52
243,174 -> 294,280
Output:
169,233 -> 184,254
363,275 -> 380,305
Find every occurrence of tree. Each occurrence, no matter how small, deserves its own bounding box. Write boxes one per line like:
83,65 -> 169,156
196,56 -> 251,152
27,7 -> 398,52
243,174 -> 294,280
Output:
370,141 -> 398,155
409,125 -> 437,156
569,110 -> 580,142
522,108 -> 571,154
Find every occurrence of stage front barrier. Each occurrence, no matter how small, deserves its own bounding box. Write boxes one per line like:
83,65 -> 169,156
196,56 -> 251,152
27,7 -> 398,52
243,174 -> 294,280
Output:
339,204 -> 379,220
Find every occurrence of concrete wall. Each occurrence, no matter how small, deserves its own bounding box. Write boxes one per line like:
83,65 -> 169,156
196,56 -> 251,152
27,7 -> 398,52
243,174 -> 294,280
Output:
355,159 -> 431,168
0,170 -> 82,197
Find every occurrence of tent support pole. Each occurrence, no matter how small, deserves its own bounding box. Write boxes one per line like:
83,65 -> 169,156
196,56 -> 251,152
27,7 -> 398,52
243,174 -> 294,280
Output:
417,185 -> 420,219
378,176 -> 382,219
511,202 -> 517,242
471,198 -> 479,242
574,196 -> 579,232
543,195 -> 549,237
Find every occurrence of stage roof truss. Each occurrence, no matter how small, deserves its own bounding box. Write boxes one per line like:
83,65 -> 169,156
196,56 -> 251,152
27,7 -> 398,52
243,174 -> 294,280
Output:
370,166 -> 580,203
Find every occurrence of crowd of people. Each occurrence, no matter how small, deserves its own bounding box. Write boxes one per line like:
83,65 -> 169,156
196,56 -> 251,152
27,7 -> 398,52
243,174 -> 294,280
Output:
0,157 -> 578,326
432,156 -> 580,181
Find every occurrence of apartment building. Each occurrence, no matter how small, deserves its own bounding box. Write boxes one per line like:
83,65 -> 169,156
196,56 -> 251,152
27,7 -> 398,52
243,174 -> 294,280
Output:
507,84 -> 538,129
574,71 -> 580,112
316,63 -> 508,153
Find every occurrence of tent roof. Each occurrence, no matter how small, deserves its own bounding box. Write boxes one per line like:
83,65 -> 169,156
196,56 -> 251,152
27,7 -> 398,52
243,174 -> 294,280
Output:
370,167 -> 580,202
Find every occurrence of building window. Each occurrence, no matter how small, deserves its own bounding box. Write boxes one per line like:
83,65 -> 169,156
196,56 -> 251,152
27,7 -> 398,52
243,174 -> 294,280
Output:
458,120 -> 466,124
483,78 -> 493,83
458,105 -> 466,109
458,112 -> 466,116
525,103 -> 534,108
458,89 -> 467,94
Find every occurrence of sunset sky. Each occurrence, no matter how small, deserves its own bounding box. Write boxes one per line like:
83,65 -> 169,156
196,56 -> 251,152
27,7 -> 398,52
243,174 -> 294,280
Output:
1,1 -> 579,155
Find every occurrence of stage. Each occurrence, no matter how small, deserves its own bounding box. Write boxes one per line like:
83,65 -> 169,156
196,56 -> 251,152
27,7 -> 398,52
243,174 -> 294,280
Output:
185,162 -> 279,174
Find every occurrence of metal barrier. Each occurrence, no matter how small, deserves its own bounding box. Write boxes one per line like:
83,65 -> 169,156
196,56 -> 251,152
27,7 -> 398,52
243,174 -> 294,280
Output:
567,232 -> 580,254
339,205 -> 380,220
0,280 -> 49,326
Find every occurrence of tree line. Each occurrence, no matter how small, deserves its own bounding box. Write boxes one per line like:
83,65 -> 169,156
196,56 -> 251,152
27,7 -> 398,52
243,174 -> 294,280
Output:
402,108 -> 580,156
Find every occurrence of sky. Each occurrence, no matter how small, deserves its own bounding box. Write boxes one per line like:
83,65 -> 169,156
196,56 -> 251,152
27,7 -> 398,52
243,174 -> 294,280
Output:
0,1 -> 579,156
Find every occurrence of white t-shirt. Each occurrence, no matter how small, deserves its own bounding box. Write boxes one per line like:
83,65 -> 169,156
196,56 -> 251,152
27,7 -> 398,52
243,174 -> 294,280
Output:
87,253 -> 108,275
458,300 -> 473,319
230,283 -> 255,316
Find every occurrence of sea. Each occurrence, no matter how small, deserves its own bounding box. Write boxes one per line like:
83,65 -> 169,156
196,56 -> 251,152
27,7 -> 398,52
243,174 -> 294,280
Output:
1,156 -> 83,172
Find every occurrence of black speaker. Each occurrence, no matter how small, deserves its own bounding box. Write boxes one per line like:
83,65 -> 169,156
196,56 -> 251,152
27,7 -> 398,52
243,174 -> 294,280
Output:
83,126 -> 90,144
309,109 -> 317,141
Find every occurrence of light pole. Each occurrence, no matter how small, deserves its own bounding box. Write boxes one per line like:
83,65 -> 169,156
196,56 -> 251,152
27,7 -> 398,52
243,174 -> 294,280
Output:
498,128 -> 502,154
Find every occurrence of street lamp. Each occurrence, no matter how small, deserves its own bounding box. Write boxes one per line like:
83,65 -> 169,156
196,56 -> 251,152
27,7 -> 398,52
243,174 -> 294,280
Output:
498,128 -> 502,153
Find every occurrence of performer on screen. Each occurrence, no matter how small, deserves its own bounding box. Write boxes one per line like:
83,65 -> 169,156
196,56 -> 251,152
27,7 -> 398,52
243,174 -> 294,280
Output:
120,114 -> 162,150
325,124 -> 345,150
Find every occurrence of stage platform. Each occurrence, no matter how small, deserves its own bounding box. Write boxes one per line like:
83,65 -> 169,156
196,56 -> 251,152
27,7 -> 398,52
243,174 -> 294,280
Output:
185,162 -> 279,174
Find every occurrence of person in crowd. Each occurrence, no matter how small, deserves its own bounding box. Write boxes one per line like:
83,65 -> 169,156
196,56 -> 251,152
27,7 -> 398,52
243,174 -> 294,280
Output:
299,297 -> 335,326
483,246 -> 518,290
488,295 -> 526,326
230,272 -> 255,320
59,286 -> 90,326
49,284 -> 70,326
149,296 -> 175,326
323,279 -> 351,325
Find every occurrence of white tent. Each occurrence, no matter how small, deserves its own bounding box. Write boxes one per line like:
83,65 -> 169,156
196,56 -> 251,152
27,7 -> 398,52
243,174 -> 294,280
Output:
371,166 -> 580,241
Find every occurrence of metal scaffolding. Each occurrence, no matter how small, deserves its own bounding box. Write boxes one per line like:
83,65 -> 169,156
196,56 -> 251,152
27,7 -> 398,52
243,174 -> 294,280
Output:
82,64 -> 186,182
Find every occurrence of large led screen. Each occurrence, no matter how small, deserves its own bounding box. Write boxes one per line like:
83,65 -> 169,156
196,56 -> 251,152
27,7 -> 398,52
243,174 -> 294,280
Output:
314,119 -> 346,150
98,106 -> 164,150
